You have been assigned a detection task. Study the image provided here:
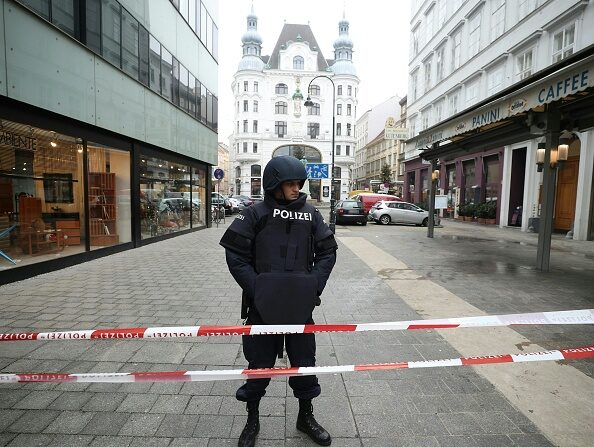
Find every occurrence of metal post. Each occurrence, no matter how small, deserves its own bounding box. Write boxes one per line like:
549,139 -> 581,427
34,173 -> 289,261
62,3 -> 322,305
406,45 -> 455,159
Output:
427,154 -> 438,238
536,104 -> 560,272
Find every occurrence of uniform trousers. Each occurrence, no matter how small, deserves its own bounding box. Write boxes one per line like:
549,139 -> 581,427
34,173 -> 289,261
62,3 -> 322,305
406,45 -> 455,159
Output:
236,310 -> 321,402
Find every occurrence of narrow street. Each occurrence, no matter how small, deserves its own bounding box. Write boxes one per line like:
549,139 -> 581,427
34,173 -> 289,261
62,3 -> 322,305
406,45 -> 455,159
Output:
1,217 -> 592,446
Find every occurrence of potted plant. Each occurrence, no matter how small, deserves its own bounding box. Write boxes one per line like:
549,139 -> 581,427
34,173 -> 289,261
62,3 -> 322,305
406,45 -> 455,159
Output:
485,201 -> 497,225
464,203 -> 476,221
476,202 -> 489,224
457,203 -> 466,220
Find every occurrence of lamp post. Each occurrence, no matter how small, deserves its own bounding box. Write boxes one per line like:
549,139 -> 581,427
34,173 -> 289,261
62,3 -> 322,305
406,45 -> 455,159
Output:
304,75 -> 336,233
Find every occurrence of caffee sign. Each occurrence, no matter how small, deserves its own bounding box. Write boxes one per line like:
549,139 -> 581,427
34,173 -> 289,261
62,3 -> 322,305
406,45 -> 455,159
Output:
0,130 -> 37,151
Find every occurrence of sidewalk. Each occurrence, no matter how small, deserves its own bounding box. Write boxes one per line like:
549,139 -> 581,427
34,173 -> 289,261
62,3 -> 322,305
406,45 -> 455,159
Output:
0,217 -> 592,446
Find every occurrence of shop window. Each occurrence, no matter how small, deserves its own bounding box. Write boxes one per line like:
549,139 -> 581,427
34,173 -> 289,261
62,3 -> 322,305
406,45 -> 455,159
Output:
463,160 -> 476,203
101,0 -> 122,67
87,144 -> 131,249
190,166 -> 206,227
484,155 -> 500,202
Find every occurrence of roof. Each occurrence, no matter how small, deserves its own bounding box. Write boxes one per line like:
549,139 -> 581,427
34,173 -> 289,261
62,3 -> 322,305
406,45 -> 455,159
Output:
268,24 -> 328,70
368,129 -> 386,146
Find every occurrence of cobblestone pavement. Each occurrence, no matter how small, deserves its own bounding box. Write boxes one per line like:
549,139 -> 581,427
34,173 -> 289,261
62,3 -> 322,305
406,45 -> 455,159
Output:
0,216 -> 593,446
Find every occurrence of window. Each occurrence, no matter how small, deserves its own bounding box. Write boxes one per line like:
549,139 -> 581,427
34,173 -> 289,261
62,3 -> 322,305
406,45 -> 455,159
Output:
253,120 -> 258,133
50,0 -> 75,36
254,81 -> 259,92
310,84 -> 320,95
436,45 -> 445,82
437,0 -> 447,28
411,71 -> 418,101
243,120 -> 248,132
275,121 -> 287,137
337,104 -> 342,115
336,123 -> 342,136
161,47 -> 173,101
466,78 -> 479,105
149,35 -> 161,94
86,0 -> 101,54
336,145 -> 341,156
346,145 -> 350,156
338,85 -> 343,95
244,81 -> 248,92
243,142 -> 248,153
275,101 -> 288,114
449,89 -> 460,114
487,65 -> 504,96
519,0 -> 537,20
517,49 -> 533,80
347,124 -> 351,136
243,100 -> 248,112
188,73 -> 196,117
139,25 -> 149,86
253,100 -> 258,112
253,143 -> 258,153
251,165 -> 261,176
468,11 -> 482,58
307,102 -> 320,115
412,25 -> 420,56
275,83 -> 288,94
293,56 -> 304,69
308,123 -> 320,138
347,85 -> 352,96
347,104 -> 352,116
491,0 -> 505,41
451,30 -> 461,71
421,109 -> 430,130
424,58 -> 432,91
435,99 -> 444,123
552,24 -> 575,63
409,116 -> 417,136
425,6 -> 434,39
172,57 -> 180,105
179,64 -> 189,112
102,0 -> 121,67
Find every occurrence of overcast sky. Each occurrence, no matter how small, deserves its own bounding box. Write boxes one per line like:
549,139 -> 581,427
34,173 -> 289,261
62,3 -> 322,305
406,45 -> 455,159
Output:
217,0 -> 411,142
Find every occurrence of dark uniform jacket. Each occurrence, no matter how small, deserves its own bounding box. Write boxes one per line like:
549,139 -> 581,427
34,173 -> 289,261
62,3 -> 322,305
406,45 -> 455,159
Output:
220,193 -> 337,322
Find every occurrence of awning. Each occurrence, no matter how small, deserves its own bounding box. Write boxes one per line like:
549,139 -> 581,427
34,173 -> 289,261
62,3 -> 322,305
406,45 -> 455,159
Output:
411,48 -> 594,151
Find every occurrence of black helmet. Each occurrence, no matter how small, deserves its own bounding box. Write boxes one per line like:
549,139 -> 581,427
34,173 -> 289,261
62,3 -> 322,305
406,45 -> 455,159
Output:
262,156 -> 307,192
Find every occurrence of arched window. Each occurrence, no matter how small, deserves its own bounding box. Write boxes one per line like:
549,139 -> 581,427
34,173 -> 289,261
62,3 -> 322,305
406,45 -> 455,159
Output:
235,166 -> 241,178
272,145 -> 322,162
275,83 -> 288,94
293,56 -> 304,70
275,101 -> 288,114
307,102 -> 320,115
251,164 -> 261,177
309,84 -> 320,96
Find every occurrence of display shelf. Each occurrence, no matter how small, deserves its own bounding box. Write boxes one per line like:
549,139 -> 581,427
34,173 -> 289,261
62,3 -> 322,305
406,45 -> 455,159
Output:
88,172 -> 119,246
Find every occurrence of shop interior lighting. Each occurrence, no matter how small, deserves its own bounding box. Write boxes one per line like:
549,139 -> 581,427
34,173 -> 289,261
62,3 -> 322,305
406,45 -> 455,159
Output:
50,132 -> 58,147
431,169 -> 440,181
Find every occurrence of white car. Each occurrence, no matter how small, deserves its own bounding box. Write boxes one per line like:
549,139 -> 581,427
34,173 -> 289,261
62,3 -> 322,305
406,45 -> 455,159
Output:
370,200 -> 436,226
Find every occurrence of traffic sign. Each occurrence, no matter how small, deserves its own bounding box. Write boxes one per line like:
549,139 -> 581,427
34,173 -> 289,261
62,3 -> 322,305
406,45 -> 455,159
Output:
213,168 -> 224,180
305,163 -> 329,179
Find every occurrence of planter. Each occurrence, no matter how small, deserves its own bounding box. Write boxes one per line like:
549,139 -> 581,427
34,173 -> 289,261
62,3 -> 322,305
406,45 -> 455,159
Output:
485,218 -> 496,225
463,216 -> 474,222
477,218 -> 486,224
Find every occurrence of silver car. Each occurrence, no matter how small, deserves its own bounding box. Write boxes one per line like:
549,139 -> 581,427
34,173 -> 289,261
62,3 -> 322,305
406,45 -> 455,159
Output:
370,200 -> 433,226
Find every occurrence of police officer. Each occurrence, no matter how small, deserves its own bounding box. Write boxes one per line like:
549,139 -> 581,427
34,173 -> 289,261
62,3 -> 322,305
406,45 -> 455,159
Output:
220,155 -> 337,447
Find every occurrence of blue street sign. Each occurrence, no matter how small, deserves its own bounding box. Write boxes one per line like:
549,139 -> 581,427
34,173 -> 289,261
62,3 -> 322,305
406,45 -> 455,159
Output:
213,168 -> 224,180
305,163 -> 329,179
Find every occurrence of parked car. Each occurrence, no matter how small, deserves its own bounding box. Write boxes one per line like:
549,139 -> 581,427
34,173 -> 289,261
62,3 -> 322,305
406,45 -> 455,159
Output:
211,193 -> 233,215
227,197 -> 242,213
370,200 -> 436,226
232,195 -> 255,207
351,193 -> 402,215
335,200 -> 367,226
250,194 -> 264,204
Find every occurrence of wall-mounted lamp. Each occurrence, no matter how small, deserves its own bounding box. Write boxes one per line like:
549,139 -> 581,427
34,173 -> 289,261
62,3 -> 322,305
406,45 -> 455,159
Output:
555,136 -> 569,168
536,142 -> 546,172
50,131 -> 58,147
431,169 -> 440,181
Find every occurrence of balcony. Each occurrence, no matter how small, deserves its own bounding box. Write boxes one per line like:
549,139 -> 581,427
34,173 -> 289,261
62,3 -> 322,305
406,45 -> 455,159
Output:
236,152 -> 261,163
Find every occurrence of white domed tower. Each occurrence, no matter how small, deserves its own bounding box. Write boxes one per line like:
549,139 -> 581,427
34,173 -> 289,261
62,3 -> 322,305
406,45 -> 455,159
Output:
330,13 -> 359,196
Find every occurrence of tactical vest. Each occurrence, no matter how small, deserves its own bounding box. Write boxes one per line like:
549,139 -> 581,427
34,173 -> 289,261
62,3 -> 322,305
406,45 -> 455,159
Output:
251,201 -> 316,274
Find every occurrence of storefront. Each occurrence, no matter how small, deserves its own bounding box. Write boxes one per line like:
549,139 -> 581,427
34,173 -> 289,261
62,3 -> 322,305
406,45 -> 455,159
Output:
0,101 -> 211,284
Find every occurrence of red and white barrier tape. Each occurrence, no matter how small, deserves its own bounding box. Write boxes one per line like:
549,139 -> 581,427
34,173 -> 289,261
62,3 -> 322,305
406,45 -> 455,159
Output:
1,309 -> 592,342
1,345 -> 592,384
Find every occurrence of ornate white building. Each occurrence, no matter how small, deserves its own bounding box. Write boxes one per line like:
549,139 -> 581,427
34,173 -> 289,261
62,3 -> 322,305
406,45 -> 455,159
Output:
230,8 -> 358,202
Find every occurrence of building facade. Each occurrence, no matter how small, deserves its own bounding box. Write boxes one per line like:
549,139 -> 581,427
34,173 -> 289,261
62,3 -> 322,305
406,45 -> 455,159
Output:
0,0 -> 219,284
405,0 -> 594,241
214,142 -> 229,194
353,96 -> 402,191
229,8 -> 358,202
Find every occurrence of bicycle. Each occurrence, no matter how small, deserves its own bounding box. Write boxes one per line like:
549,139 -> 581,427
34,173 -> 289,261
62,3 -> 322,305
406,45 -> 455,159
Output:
211,204 -> 225,224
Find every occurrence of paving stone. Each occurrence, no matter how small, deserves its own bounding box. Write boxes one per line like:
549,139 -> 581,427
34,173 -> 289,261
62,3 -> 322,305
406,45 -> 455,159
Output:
194,414 -> 234,438
118,414 -> 165,437
128,438 -> 171,447
7,410 -> 60,433
435,436 -> 478,447
43,411 -> 95,434
47,391 -> 93,410
4,433 -> 54,447
0,434 -> 17,447
81,412 -> 129,436
149,394 -> 190,414
12,391 -> 61,410
89,436 -> 133,447
83,393 -> 127,412
438,413 -> 484,435
116,394 -> 159,413
0,390 -> 30,409
46,434 -> 94,446
169,439 -> 208,447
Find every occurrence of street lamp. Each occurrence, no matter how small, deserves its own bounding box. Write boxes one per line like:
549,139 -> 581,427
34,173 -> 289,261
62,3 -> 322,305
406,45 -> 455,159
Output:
304,75 -> 336,233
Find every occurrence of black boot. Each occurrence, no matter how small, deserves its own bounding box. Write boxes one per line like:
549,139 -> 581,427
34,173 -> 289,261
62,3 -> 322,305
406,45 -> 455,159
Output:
296,399 -> 332,446
238,400 -> 260,447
